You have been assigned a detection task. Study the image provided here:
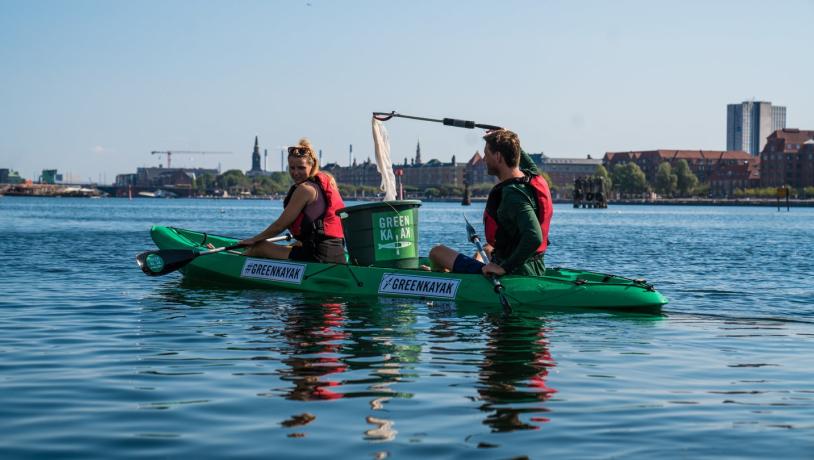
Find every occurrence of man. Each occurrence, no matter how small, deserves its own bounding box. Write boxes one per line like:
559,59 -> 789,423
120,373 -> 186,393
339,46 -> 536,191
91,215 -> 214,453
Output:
428,129 -> 552,277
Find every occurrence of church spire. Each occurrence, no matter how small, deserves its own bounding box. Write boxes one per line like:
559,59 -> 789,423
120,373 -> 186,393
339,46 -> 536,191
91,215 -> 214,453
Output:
251,135 -> 262,172
415,139 -> 422,165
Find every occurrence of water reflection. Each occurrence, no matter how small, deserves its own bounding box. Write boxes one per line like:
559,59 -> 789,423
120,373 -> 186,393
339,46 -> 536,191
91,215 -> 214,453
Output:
268,298 -> 422,441
272,297 -> 560,437
277,301 -> 349,401
476,313 -> 557,432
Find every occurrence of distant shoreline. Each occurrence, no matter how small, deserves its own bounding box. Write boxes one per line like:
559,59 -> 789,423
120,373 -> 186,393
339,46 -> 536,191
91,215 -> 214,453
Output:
2,193 -> 812,207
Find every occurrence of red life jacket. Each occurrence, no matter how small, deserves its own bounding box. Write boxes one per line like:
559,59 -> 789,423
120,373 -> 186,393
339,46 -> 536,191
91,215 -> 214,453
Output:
483,174 -> 552,255
283,172 -> 345,240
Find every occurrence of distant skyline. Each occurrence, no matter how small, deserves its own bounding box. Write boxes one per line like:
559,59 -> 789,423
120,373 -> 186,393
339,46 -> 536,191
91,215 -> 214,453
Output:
2,0 -> 813,183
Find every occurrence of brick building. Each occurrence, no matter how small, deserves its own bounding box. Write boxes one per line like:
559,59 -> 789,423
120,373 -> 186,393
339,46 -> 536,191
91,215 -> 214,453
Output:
603,150 -> 752,191
464,151 -> 493,186
323,159 -> 381,188
534,154 -> 602,190
759,129 -> 814,188
708,157 -> 761,197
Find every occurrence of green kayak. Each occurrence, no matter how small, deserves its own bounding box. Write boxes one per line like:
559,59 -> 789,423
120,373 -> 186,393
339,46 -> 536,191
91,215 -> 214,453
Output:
148,226 -> 668,313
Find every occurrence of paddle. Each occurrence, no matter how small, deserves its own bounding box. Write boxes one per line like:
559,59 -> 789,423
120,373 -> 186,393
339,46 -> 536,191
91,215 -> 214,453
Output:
136,234 -> 292,276
464,216 -> 512,314
372,111 -> 503,131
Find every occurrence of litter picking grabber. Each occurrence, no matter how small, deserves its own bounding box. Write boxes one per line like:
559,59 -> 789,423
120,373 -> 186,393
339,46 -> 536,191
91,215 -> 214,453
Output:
372,111 -> 503,131
136,234 -> 293,276
464,215 -> 512,314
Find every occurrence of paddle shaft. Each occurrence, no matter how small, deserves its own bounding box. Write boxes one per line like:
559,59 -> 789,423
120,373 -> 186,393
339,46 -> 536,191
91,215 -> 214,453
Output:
372,112 -> 502,131
471,235 -> 501,285
207,234 -> 292,254
463,215 -> 511,313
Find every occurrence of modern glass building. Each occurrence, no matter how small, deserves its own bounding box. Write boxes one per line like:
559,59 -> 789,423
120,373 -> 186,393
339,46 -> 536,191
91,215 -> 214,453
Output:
726,100 -> 787,155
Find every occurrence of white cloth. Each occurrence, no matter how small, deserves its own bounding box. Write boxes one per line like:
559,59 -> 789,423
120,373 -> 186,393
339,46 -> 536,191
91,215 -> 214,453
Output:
372,117 -> 397,201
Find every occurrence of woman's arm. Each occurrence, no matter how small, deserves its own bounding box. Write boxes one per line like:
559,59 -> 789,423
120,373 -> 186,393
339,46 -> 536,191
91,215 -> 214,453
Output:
239,184 -> 317,245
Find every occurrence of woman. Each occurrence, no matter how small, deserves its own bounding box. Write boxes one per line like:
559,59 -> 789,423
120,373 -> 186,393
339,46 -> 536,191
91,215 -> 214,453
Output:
239,138 -> 346,263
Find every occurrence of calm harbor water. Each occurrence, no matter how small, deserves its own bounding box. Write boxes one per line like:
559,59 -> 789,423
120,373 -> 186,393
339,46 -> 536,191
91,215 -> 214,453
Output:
1,197 -> 812,459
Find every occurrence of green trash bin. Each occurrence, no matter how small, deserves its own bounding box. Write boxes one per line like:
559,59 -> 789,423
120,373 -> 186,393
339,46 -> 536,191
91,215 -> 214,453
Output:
338,200 -> 422,269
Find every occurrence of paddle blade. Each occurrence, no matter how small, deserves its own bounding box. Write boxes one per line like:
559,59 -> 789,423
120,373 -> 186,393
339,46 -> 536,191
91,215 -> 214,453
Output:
136,249 -> 198,276
498,291 -> 513,314
463,215 -> 477,241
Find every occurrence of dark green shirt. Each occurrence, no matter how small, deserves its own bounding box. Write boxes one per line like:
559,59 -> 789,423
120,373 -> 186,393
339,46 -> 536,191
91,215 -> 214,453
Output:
492,151 -> 546,276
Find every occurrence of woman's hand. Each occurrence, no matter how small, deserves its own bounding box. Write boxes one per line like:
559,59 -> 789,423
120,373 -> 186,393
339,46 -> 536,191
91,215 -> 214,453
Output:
238,237 -> 261,247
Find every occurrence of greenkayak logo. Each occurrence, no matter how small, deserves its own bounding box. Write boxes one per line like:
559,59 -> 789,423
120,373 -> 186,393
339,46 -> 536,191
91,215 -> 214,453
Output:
240,259 -> 306,284
145,254 -> 165,273
372,210 -> 417,261
379,274 -> 461,299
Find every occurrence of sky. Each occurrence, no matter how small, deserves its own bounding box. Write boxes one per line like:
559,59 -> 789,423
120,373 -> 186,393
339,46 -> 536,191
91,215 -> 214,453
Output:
1,0 -> 813,183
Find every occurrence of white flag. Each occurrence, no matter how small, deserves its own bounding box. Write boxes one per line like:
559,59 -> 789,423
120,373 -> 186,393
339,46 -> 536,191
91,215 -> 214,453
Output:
372,117 -> 397,201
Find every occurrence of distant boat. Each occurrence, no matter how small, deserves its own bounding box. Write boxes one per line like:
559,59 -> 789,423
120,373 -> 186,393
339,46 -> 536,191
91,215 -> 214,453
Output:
138,189 -> 176,198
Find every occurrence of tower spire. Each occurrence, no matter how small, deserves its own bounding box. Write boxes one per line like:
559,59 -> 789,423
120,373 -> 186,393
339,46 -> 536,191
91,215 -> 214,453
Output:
251,135 -> 262,172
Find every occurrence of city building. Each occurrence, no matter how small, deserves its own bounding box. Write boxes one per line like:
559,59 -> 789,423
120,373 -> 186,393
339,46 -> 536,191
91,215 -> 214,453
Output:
463,151 -> 492,186
113,166 -> 219,197
708,157 -> 760,197
604,150 -> 753,195
326,146 -> 601,197
400,157 -> 464,188
323,158 -> 382,188
0,168 -> 24,184
40,169 -> 62,184
759,128 -> 814,188
325,156 -> 467,192
325,142 -> 472,194
533,154 -> 602,191
727,100 -> 787,155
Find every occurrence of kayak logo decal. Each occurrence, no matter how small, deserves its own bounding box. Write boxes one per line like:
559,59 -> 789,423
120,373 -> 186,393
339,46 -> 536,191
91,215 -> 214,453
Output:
378,273 -> 460,299
145,253 -> 165,273
240,258 -> 306,284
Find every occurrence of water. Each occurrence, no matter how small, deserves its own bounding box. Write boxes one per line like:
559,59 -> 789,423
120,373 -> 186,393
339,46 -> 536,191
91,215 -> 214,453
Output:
1,197 -> 813,459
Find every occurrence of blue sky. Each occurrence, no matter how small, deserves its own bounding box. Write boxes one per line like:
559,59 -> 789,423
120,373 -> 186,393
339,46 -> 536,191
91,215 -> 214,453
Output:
2,0 -> 812,183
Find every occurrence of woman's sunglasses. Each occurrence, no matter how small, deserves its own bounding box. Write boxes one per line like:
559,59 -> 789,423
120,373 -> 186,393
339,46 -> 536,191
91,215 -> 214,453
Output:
288,147 -> 308,157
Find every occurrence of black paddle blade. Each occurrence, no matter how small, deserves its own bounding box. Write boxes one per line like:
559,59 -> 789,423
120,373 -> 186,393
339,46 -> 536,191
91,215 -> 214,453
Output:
498,291 -> 513,314
463,215 -> 477,242
136,249 -> 198,276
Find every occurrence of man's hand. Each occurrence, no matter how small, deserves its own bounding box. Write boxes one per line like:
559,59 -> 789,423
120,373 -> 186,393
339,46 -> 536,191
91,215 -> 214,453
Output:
482,262 -> 506,277
483,244 -> 494,260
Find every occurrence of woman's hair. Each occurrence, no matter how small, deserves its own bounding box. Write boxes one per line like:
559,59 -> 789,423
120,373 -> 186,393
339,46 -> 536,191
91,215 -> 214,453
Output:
483,129 -> 521,167
288,138 -> 320,177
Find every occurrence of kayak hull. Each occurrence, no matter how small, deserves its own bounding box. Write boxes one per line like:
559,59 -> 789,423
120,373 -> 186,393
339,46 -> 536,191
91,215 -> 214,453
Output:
149,226 -> 668,313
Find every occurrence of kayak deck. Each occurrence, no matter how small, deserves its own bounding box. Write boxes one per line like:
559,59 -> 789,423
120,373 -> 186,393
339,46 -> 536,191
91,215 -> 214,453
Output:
149,226 -> 668,313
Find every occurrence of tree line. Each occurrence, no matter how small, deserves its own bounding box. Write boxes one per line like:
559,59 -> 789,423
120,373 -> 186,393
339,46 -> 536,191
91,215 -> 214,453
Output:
595,160 -> 814,198
599,160 -> 701,198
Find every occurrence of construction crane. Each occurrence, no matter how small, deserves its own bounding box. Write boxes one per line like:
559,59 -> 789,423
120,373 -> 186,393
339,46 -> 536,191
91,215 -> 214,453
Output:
150,150 -> 232,168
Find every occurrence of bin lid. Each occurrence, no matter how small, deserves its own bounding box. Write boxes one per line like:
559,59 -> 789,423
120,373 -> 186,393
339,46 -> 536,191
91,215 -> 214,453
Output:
337,200 -> 422,214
